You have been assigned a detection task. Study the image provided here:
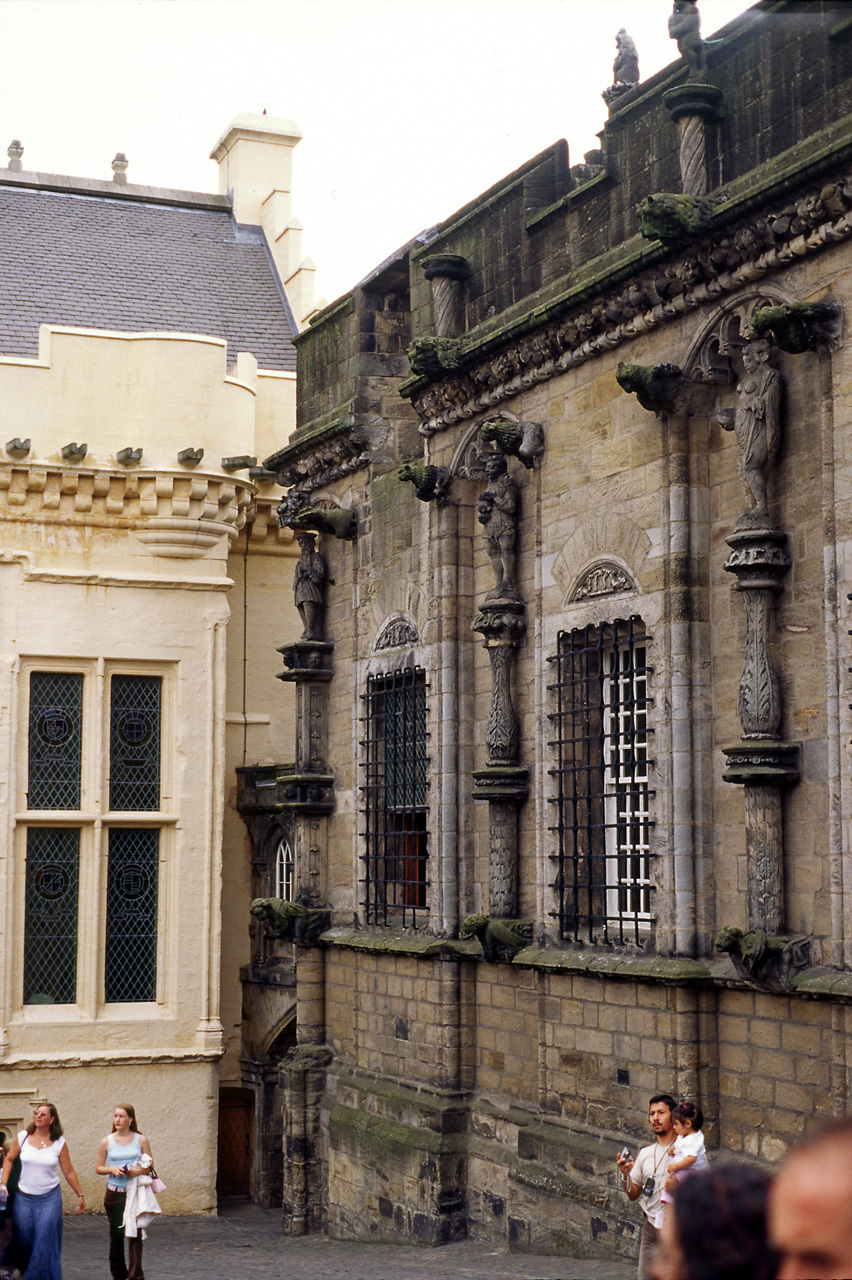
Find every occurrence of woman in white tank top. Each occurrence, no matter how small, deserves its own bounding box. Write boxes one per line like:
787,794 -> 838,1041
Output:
0,1102 -> 85,1279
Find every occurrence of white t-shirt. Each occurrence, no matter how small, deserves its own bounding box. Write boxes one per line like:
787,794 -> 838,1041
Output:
629,1139 -> 674,1223
671,1130 -> 708,1171
17,1129 -> 65,1195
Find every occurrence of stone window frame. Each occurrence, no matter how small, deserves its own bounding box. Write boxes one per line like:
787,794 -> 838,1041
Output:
16,656 -> 175,1017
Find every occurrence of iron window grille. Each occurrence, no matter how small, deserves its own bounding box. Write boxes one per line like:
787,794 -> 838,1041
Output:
548,617 -> 654,945
360,666 -> 429,927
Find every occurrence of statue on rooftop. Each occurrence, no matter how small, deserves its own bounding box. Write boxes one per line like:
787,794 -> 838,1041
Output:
669,0 -> 707,81
603,28 -> 640,106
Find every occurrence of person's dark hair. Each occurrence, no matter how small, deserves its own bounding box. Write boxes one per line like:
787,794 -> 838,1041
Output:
649,1093 -> 677,1113
26,1103 -> 62,1141
114,1103 -> 139,1134
672,1163 -> 779,1280
675,1099 -> 704,1131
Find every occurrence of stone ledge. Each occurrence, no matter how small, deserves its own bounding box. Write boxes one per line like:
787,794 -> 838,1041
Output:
329,1102 -> 468,1159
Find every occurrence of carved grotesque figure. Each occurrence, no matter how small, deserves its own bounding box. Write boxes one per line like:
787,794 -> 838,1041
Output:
613,28 -> 640,86
715,925 -> 810,993
477,452 -> 519,598
459,914 -> 533,962
717,339 -> 783,526
616,361 -> 685,415
668,0 -> 706,80
293,532 -> 327,640
638,193 -> 717,243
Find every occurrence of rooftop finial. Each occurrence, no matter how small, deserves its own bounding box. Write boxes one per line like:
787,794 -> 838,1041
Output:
111,152 -> 129,185
602,29 -> 640,108
7,140 -> 23,172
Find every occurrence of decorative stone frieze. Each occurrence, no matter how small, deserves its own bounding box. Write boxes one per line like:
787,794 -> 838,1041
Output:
374,616 -> 420,651
571,562 -> 636,601
0,462 -> 254,557
405,167 -> 852,434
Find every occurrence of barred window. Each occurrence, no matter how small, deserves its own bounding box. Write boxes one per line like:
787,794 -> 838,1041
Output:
361,667 -> 428,927
548,618 -> 653,944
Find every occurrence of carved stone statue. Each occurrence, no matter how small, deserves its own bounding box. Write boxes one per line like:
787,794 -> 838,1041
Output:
398,462 -> 452,506
637,193 -> 717,243
477,453 -> 518,598
718,340 -> 783,526
293,532 -> 327,640
715,925 -> 810,993
480,419 -> 545,469
459,914 -> 533,962
669,0 -> 707,80
602,29 -> 640,107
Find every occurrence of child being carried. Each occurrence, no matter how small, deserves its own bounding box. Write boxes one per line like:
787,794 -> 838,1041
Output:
659,1100 -> 708,1210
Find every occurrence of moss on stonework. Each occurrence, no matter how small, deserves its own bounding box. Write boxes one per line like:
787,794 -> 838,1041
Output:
335,1071 -> 469,1122
329,1103 -> 467,1159
513,947 -> 720,986
323,928 -> 479,959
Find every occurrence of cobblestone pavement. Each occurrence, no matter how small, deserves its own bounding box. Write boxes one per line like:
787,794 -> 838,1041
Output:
61,1202 -> 636,1280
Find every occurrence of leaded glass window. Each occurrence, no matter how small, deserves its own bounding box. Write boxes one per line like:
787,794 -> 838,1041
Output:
548,618 -> 654,945
28,672 -> 83,809
361,667 -> 428,927
104,828 -> 159,1002
24,827 -> 80,1004
109,676 -> 161,811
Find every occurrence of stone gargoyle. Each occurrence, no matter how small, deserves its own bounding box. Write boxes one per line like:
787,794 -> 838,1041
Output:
715,925 -> 811,993
616,361 -> 686,415
459,914 -> 533,962
276,499 -> 356,541
751,301 -> 842,354
480,419 -> 545,469
250,897 -> 330,944
407,335 -> 465,377
638,193 -> 717,244
398,462 -> 453,505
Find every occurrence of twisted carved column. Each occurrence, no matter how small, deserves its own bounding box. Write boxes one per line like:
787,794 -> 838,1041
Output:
422,254 -> 470,339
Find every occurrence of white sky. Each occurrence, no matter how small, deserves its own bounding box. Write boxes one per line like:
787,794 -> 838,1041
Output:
1,0 -> 754,306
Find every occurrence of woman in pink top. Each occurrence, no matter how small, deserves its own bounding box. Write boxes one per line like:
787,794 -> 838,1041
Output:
0,1102 -> 85,1279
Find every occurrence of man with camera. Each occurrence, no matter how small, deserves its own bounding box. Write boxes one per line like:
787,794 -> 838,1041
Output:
616,1093 -> 677,1280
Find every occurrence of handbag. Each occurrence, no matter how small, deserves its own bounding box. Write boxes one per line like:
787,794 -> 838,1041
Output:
150,1175 -> 166,1194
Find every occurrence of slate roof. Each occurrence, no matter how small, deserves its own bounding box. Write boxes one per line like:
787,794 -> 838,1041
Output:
0,175 -> 297,370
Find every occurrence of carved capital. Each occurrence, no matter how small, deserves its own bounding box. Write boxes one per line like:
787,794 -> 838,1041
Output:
663,82 -> 724,123
277,638 -> 334,683
274,770 -> 335,815
721,741 -> 800,787
471,765 -> 529,803
724,528 -> 790,590
472,599 -> 527,644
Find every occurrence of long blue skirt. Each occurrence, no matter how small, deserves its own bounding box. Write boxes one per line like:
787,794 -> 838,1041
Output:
13,1184 -> 63,1279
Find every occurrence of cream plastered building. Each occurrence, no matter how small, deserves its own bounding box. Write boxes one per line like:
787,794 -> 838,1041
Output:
0,114 -> 309,1212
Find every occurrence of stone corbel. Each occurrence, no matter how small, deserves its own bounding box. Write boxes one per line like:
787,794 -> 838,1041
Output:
751,300 -> 842,354
480,418 -> 545,469
407,335 -> 465,377
637,193 -> 718,244
397,462 -> 453,505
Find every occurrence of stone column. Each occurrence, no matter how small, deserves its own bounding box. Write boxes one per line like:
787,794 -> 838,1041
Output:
472,601 -> 528,916
721,525 -> 799,933
663,84 -> 724,195
422,254 -> 470,339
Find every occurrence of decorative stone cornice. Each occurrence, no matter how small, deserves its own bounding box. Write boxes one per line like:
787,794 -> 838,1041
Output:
405,167 -> 852,435
0,463 -> 254,558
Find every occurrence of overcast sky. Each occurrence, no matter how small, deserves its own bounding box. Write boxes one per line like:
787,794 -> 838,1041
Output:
2,0 -> 754,306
